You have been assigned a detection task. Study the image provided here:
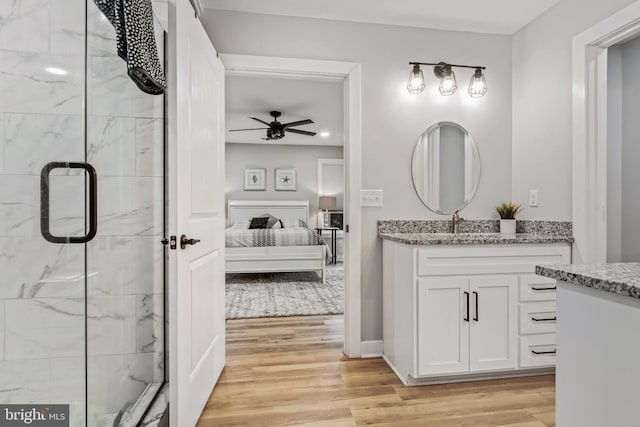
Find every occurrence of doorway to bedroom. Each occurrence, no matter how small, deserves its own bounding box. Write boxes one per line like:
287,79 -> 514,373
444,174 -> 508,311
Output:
223,71 -> 347,330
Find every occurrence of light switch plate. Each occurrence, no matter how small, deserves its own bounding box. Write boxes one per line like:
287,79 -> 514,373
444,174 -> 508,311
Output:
361,189 -> 383,207
529,190 -> 538,207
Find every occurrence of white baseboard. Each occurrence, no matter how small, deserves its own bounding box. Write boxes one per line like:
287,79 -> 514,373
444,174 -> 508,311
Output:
360,340 -> 383,358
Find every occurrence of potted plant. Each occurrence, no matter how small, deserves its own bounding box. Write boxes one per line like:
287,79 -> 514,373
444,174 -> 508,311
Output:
496,202 -> 521,234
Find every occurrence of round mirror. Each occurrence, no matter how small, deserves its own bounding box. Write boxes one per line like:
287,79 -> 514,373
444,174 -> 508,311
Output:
411,121 -> 481,214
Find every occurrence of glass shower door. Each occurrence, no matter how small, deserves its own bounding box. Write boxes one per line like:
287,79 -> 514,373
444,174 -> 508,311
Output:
0,0 -> 89,424
0,1 -> 166,426
85,2 -> 166,426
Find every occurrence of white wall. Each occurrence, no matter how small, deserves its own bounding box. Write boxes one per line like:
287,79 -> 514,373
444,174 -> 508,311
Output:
620,37 -> 640,262
225,143 -> 343,227
202,10 -> 513,341
319,161 -> 345,211
511,0 -> 636,220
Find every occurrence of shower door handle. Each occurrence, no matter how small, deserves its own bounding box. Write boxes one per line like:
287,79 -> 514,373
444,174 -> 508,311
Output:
40,161 -> 98,244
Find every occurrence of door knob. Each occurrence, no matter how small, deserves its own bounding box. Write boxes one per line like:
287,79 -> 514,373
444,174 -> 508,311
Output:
180,234 -> 201,249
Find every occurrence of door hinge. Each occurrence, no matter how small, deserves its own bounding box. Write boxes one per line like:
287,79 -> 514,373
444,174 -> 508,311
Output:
345,224 -> 349,233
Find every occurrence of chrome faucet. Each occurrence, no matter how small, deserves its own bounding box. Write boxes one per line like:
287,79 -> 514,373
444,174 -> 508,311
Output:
451,210 -> 465,234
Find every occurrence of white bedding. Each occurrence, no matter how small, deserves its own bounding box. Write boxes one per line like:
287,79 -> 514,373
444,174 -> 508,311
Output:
225,221 -> 324,248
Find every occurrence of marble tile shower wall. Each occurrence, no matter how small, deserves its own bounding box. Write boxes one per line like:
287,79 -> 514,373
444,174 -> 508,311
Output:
0,0 -> 165,423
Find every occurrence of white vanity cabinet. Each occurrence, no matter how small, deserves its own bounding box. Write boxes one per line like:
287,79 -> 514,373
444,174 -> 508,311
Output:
417,276 -> 518,376
382,240 -> 571,385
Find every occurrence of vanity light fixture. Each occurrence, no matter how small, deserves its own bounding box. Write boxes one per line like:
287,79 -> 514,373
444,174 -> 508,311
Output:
468,68 -> 487,98
408,61 -> 487,98
434,63 -> 457,96
407,64 -> 426,94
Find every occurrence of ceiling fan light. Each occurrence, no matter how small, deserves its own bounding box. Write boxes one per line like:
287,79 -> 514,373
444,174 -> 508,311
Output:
468,68 -> 487,98
407,64 -> 425,94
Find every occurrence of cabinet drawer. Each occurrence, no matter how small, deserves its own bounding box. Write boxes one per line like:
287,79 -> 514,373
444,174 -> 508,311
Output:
520,334 -> 556,368
520,275 -> 557,301
520,302 -> 556,334
417,246 -> 569,276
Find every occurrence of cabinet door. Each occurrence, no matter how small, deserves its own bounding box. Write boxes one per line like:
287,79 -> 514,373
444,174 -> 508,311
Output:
469,276 -> 518,372
417,278 -> 470,376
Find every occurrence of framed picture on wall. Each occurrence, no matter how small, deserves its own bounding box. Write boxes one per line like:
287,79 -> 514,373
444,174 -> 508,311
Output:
244,168 -> 266,191
274,168 -> 297,191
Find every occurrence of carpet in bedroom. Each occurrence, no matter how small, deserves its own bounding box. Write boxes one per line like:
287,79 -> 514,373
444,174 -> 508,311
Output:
225,266 -> 343,319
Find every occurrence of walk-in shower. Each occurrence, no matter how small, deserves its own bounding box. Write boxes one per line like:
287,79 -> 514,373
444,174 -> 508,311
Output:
0,1 -> 167,425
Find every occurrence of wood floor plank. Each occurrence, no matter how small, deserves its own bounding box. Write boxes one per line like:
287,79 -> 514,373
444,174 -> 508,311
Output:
197,315 -> 556,427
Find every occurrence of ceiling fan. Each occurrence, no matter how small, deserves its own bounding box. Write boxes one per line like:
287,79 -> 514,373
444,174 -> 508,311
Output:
229,110 -> 316,140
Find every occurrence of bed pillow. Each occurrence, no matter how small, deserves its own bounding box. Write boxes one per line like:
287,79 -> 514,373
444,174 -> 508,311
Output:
257,213 -> 282,228
249,217 -> 269,229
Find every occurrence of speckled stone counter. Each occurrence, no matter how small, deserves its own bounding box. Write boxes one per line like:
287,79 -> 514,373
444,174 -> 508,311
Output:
536,263 -> 640,299
378,219 -> 573,245
378,219 -> 573,235
535,262 -> 640,426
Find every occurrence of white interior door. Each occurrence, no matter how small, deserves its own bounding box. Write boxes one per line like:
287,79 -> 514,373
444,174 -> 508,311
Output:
169,1 -> 226,425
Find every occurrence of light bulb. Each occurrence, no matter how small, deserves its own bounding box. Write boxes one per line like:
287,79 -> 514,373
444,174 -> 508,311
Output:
407,64 -> 425,94
439,70 -> 457,96
468,68 -> 487,98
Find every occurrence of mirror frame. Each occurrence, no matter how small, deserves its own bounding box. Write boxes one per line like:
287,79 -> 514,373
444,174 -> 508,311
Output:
411,121 -> 481,215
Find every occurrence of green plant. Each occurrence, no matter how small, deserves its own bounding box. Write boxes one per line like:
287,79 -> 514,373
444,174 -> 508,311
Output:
495,202 -> 522,219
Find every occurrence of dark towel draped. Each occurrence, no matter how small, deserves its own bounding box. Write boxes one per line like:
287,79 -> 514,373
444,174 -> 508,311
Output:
93,0 -> 166,95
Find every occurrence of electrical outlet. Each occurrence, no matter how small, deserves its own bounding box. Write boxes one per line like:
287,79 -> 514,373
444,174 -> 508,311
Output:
360,189 -> 383,207
529,190 -> 538,207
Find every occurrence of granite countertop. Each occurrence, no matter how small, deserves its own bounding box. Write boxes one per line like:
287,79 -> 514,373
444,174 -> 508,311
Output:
536,263 -> 640,299
379,232 -> 574,245
377,219 -> 574,246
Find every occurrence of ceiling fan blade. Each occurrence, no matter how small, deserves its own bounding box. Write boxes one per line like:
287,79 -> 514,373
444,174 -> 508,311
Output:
228,127 -> 269,132
286,128 -> 317,136
250,117 -> 271,126
283,119 -> 314,128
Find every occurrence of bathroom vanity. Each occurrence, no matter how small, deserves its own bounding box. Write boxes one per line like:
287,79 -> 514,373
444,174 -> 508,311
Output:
536,263 -> 640,427
379,220 -> 573,386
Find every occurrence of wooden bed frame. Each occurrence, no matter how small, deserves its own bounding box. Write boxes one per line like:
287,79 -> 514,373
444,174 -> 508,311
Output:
225,200 -> 326,281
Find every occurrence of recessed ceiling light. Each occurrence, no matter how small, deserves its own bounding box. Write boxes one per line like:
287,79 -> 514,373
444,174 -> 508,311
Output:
320,131 -> 331,138
46,67 -> 67,76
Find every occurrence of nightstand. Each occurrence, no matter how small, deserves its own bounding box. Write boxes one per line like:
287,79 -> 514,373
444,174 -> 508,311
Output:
315,227 -> 339,264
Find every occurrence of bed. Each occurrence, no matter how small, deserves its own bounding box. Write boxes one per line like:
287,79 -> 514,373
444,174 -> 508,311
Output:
225,200 -> 327,281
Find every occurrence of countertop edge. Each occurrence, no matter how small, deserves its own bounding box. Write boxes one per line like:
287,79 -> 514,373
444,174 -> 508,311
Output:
536,265 -> 640,300
379,232 -> 575,246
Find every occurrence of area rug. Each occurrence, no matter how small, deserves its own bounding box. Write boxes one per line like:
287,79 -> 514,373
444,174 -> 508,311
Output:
225,267 -> 344,319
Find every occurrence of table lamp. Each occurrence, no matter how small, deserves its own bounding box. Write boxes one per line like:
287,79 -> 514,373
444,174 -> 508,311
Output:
318,196 -> 337,227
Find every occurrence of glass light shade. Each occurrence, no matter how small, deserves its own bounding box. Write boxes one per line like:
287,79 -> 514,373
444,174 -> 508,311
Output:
468,69 -> 487,98
439,71 -> 457,96
407,64 -> 425,94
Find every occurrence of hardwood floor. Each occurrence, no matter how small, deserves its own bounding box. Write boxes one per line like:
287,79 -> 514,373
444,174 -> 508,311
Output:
197,315 -> 555,427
